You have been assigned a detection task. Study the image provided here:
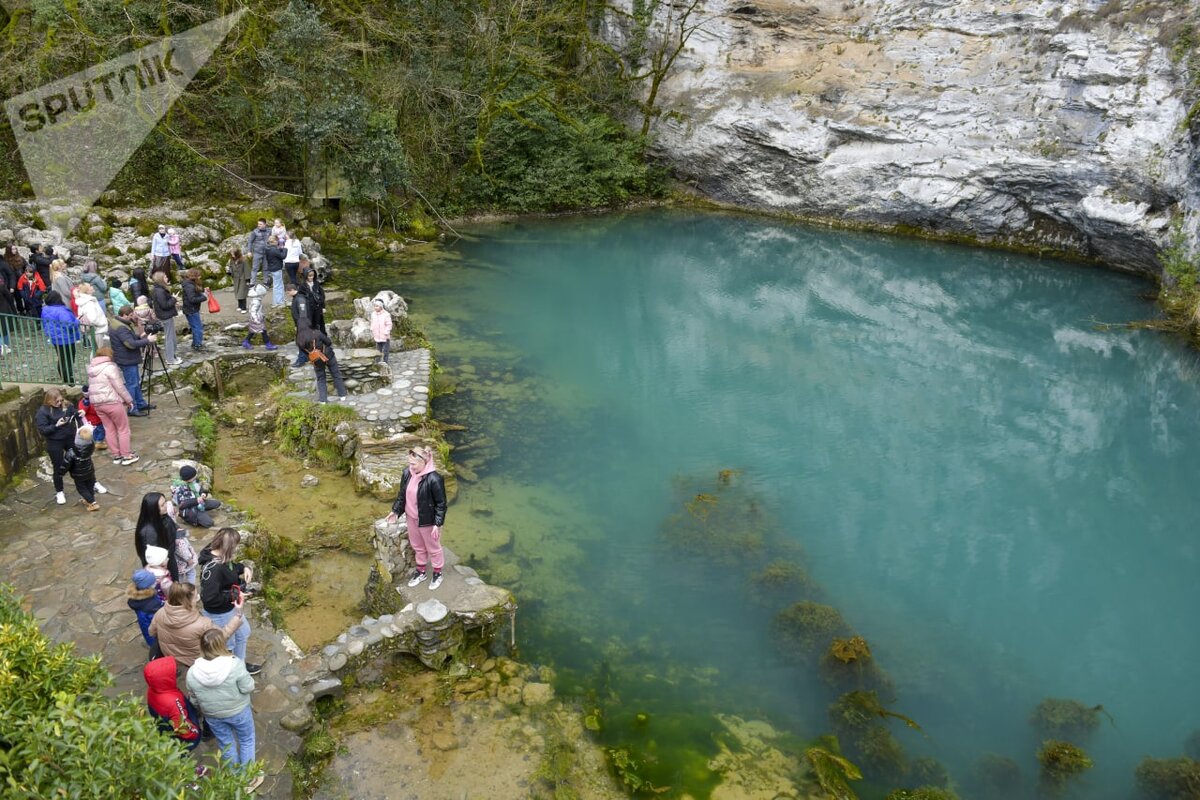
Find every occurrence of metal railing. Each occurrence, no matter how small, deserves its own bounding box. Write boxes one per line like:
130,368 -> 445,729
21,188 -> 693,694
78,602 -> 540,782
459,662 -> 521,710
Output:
0,312 -> 99,387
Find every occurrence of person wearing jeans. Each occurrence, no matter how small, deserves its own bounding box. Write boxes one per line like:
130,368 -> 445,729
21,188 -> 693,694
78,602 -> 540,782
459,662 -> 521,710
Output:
187,629 -> 263,793
180,269 -> 205,350
244,218 -> 269,286
197,528 -> 259,672
151,272 -> 180,365
109,308 -> 155,414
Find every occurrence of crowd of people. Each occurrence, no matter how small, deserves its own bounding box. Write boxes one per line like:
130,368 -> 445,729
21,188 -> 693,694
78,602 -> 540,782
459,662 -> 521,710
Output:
129,483 -> 263,792
0,218 -> 330,388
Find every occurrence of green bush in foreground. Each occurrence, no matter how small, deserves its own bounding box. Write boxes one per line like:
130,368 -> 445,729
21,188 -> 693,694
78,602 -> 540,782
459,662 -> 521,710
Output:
0,584 -> 247,798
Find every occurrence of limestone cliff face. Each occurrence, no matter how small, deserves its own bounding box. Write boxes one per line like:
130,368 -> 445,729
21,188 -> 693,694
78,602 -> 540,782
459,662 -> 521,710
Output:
611,0 -> 1200,273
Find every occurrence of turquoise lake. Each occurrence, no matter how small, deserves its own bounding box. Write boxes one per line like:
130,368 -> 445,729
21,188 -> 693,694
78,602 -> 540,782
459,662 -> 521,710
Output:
345,209 -> 1200,797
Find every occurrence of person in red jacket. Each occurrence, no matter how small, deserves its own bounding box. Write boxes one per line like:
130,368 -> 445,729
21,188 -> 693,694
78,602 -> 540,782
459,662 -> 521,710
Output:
78,385 -> 108,451
144,655 -> 202,751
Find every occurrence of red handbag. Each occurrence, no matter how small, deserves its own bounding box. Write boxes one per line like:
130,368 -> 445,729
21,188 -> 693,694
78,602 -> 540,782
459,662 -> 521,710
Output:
206,288 -> 220,313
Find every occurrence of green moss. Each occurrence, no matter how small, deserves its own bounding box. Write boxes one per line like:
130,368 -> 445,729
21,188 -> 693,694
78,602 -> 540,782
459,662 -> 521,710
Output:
886,788 -> 959,800
1037,740 -> 1093,792
776,601 -> 850,654
1134,756 -> 1200,799
752,559 -> 811,588
803,737 -> 863,800
191,408 -> 217,462
1030,698 -> 1107,741
273,393 -> 357,471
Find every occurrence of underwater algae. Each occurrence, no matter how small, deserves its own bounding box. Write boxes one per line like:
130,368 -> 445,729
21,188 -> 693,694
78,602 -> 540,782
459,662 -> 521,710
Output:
1036,740 -> 1094,794
1030,697 -> 1112,742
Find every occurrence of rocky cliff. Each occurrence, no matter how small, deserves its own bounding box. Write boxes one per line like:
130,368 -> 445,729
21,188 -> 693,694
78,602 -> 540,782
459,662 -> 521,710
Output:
613,0 -> 1200,273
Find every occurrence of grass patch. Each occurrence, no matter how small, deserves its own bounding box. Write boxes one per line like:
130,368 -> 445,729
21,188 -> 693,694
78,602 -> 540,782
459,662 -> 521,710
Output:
192,407 -> 217,462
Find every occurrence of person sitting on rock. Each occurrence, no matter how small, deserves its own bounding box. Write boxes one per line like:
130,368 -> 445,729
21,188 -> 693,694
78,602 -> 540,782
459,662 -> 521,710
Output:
172,464 -> 221,528
385,446 -> 448,591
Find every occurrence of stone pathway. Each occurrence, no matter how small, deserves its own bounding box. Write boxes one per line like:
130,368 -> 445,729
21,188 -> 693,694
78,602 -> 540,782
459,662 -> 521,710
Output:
0,386 -> 303,798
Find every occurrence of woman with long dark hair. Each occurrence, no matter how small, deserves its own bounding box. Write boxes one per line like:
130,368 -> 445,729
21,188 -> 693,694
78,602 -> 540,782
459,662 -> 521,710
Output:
136,492 -> 180,581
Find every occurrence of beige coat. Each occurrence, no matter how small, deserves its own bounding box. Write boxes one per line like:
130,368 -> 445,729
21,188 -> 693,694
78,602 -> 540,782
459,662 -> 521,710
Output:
148,601 -> 243,667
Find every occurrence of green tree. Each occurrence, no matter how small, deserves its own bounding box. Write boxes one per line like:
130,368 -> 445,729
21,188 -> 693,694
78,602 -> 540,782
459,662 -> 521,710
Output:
0,584 -> 248,798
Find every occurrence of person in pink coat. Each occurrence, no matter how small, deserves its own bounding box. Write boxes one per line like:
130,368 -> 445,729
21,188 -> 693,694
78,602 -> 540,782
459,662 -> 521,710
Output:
85,346 -> 138,464
370,298 -> 392,364
167,228 -> 185,270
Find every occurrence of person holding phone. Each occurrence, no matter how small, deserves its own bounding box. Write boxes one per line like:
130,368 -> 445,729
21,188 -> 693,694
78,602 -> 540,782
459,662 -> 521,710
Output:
197,528 -> 260,675
35,387 -> 80,506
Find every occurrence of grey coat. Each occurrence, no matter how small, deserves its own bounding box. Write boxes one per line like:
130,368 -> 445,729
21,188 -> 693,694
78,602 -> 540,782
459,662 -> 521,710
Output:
230,256 -> 249,300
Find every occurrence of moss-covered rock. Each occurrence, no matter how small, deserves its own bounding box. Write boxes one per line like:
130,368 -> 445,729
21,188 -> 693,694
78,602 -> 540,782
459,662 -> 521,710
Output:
1030,698 -> 1107,741
776,601 -> 850,654
1134,756 -> 1200,799
1037,740 -> 1093,793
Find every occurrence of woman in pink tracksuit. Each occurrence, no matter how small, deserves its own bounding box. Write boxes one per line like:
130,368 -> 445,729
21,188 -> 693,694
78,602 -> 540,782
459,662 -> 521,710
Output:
385,447 -> 448,590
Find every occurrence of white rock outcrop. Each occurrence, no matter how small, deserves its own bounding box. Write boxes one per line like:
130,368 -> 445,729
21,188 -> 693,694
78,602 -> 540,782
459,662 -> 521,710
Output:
609,0 -> 1200,272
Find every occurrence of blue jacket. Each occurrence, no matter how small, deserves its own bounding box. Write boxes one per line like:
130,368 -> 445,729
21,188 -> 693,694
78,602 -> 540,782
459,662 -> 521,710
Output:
41,304 -> 81,345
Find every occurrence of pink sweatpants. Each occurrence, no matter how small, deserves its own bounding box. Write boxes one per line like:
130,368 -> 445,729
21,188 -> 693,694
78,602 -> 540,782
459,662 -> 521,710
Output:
406,515 -> 444,572
95,403 -> 132,458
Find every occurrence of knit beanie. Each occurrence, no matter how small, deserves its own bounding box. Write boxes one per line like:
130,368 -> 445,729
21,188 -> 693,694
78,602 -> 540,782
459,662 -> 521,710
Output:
179,465 -> 197,481
133,569 -> 156,590
75,426 -> 94,446
144,545 -> 168,568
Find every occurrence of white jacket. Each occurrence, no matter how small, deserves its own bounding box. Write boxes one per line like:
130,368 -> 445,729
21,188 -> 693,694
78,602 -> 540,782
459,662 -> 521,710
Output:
85,356 -> 133,407
283,237 -> 304,264
75,293 -> 109,338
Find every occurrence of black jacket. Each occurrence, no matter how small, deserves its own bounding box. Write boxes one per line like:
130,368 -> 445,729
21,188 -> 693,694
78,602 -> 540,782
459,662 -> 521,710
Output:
264,246 -> 285,273
197,547 -> 244,614
391,468 -> 447,527
290,293 -> 315,332
299,281 -> 326,314
30,252 -> 52,287
151,284 -> 178,320
137,517 -> 180,580
181,279 -> 204,315
0,262 -> 15,315
110,318 -> 152,366
35,404 -> 77,445
296,327 -> 334,359
57,440 -> 96,484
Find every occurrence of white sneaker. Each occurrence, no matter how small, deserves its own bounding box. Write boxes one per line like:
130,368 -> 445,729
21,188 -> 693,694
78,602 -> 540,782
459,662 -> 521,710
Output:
55,491 -> 66,505
407,570 -> 428,587
94,482 -> 108,494
429,572 -> 443,590
168,358 -> 183,366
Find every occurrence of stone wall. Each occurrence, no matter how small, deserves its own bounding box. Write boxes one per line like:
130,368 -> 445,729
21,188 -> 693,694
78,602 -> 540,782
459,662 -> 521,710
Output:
609,0 -> 1200,272
0,389 -> 46,493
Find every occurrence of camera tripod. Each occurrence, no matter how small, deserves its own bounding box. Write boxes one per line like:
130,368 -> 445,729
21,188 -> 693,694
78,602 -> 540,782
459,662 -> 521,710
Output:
140,342 -> 181,408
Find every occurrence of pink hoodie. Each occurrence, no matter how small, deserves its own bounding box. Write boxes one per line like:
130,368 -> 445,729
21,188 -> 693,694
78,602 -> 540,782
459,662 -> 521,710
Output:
403,450 -> 438,524
370,307 -> 392,343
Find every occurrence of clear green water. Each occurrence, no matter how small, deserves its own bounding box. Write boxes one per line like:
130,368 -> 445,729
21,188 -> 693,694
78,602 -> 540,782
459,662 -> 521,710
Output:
339,209 -> 1200,797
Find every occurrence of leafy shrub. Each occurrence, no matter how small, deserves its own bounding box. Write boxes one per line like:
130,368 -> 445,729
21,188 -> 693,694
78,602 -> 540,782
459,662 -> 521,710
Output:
456,103 -> 660,213
0,584 -> 247,797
